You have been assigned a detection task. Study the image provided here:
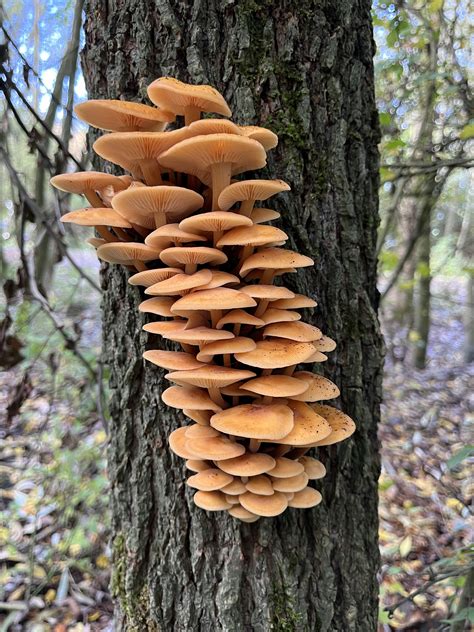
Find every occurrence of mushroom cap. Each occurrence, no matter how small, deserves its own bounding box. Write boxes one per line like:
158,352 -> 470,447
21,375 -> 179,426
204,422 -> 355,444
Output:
210,403 -> 294,440
196,271 -> 240,291
183,409 -> 212,425
197,337 -> 256,362
291,372 -> 340,402
159,326 -> 235,346
306,351 -> 328,363
187,435 -> 246,461
221,479 -> 247,495
51,171 -> 128,195
258,309 -> 302,326
96,242 -> 161,264
139,297 -> 175,317
245,475 -> 274,496
312,335 -> 337,353
251,208 -> 281,224
145,269 -> 213,296
309,404 -> 356,446
144,223 -> 206,249
193,490 -> 232,511
159,134 -> 267,183
184,118 -> 241,137
128,268 -> 182,287
216,309 -> 265,329
271,472 -> 309,493
216,225 -> 288,248
218,179 -> 290,210
112,185 -> 203,230
239,126 -> 279,151
234,338 -> 315,369
217,452 -> 276,476
160,246 -> 227,267
147,77 -> 232,118
162,385 -> 222,411
239,285 -> 295,301
275,400 -> 332,446
142,320 -> 187,336
288,487 -> 322,509
87,237 -> 106,249
60,208 -> 132,228
263,321 -> 323,342
268,457 -> 305,479
165,365 -> 255,389
271,294 -> 318,309
179,211 -> 252,234
240,248 -> 313,277
143,350 -> 205,371
225,494 -> 240,505
240,375 -> 308,398
169,427 -> 198,459
187,468 -> 233,491
185,459 -> 210,472
298,456 -> 326,480
228,505 -> 259,521
171,288 -> 256,313
74,99 -> 175,132
239,491 -> 288,517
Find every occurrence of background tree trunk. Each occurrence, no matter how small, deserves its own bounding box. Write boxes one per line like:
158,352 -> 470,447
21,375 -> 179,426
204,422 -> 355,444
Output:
81,1 -> 383,630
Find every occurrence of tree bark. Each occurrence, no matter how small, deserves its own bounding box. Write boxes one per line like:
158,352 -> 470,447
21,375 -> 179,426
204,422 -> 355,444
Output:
81,1 -> 383,630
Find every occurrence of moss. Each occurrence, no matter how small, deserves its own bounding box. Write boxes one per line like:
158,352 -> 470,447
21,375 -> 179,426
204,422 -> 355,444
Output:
270,583 -> 306,631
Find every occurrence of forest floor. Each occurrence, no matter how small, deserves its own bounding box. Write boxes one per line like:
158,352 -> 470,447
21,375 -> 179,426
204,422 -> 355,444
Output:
0,257 -> 472,631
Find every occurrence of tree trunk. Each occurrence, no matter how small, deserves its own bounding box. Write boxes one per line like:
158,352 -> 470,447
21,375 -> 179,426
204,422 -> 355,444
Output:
81,1 -> 383,630
412,225 -> 431,369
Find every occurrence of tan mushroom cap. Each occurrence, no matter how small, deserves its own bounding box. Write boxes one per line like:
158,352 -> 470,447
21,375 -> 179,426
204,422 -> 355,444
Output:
218,179 -> 290,211
60,208 -> 133,228
258,309 -> 302,326
216,225 -> 288,248
271,294 -> 318,309
112,185 -> 203,230
240,248 -> 314,277
160,326 -> 235,346
96,242 -> 161,264
187,468 -> 233,491
291,372 -> 340,402
225,494 -> 240,505
159,134 -> 267,185
239,125 -> 278,150
245,475 -> 274,496
288,487 -> 322,509
128,268 -> 182,287
312,336 -> 337,353
239,491 -> 288,517
274,400 -> 331,446
180,212 -> 252,234
298,456 -> 326,480
197,337 -> 256,362
211,403 -> 294,440
143,350 -> 205,371
216,309 -> 265,329
169,427 -> 198,459
187,435 -> 245,461
239,285 -> 295,301
183,409 -> 212,425
144,224 -> 206,249
142,320 -> 187,336
263,321 -> 323,342
221,479 -> 247,495
193,490 -> 232,511
160,246 -> 227,267
171,288 -> 256,313
147,77 -> 232,119
145,269 -> 212,296
186,459 -> 210,472
165,365 -> 255,389
185,424 -> 220,438
87,237 -> 106,248
50,171 -> 129,196
217,452 -> 276,476
251,208 -> 281,224
309,404 -> 356,446
139,297 -> 174,317
74,99 -> 175,132
228,505 -> 259,522
268,457 -> 305,479
271,472 -> 309,493
184,118 -> 242,137
235,339 -> 315,369
162,385 -> 222,411
196,271 -> 240,290
240,375 -> 308,398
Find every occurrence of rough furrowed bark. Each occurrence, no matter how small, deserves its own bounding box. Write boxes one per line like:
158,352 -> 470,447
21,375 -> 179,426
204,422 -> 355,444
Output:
81,1 -> 383,630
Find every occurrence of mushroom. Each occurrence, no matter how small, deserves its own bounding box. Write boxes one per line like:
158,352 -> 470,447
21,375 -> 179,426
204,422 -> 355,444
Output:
215,310 -> 265,335
240,375 -> 308,399
288,487 -> 322,509
179,211 -> 253,247
169,427 -> 199,459
196,337 -> 256,364
160,246 -> 227,275
271,294 -> 318,310
193,490 -> 232,511
51,171 -> 129,208
143,350 -> 205,371
162,385 -> 222,412
245,475 -> 274,496
250,208 -> 281,224
145,224 -> 206,250
139,297 -> 175,317
271,400 -> 332,448
216,452 -> 276,477
221,479 -> 247,495
271,472 -> 309,493
183,409 -> 213,426
128,267 -> 182,287
239,126 -> 279,151
239,491 -> 288,517
235,338 -> 316,369
60,207 -> 132,242
262,321 -> 323,342
74,99 -> 175,132
228,505 -> 260,522
145,269 -> 212,297
186,459 -> 211,472
186,434 -> 246,461
171,287 -> 256,328
218,179 -> 290,216
96,242 -> 161,271
298,457 -> 326,480
187,469 -> 233,491
239,248 -> 313,284
216,224 -> 288,264
291,372 -> 340,402
268,457 -> 305,479
307,404 -> 356,446
210,403 -> 294,441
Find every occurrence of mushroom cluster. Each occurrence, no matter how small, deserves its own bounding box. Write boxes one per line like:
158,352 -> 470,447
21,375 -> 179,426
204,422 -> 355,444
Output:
52,77 -> 356,522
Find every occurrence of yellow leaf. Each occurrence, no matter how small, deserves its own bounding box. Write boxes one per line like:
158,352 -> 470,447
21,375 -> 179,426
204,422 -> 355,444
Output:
95,430 -> 107,444
399,535 -> 412,558
95,554 -> 109,569
88,611 -> 101,622
45,588 -> 56,603
459,123 -> 474,140
69,543 -> 81,557
446,497 -> 463,511
429,0 -> 443,11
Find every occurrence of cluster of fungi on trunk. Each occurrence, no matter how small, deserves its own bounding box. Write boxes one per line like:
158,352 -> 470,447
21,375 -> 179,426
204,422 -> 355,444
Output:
52,78 -> 356,523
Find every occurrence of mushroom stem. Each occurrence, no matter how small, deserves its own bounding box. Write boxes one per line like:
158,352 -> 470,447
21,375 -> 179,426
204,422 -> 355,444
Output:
239,199 -> 255,217
95,225 -> 118,242
249,439 -> 261,453
213,230 -> 224,247
272,445 -> 291,458
261,396 -> 273,405
211,162 -> 232,210
260,269 -> 275,284
208,386 -> 227,409
233,323 -> 242,336
141,160 -> 162,186
132,260 -> 147,272
113,227 -> 130,240
287,448 -> 308,459
239,244 -> 254,266
210,309 -> 223,329
85,189 -> 103,208
154,212 -> 166,228
223,354 -> 231,368
185,263 -> 198,274
282,365 -> 297,376
184,105 -> 202,126
261,369 -> 273,377
254,299 -> 269,319
131,223 -> 149,238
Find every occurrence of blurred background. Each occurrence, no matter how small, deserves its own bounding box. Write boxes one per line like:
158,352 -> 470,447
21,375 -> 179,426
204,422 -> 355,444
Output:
0,0 -> 472,630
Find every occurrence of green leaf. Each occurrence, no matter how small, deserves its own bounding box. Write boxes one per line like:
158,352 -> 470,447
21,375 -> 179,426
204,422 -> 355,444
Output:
429,0 -> 444,12
379,112 -> 391,127
385,138 -> 406,151
447,445 -> 474,470
459,123 -> 474,140
380,167 -> 396,182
